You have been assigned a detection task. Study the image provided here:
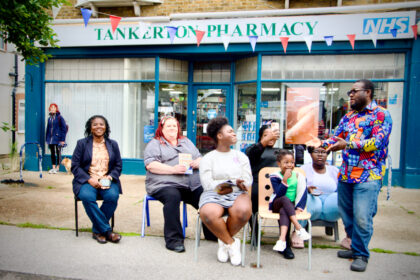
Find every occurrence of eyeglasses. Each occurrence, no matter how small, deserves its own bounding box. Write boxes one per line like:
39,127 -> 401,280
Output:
347,89 -> 366,96
312,150 -> 328,155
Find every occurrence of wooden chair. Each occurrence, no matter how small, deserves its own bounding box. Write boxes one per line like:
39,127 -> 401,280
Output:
252,167 -> 312,270
74,195 -> 114,237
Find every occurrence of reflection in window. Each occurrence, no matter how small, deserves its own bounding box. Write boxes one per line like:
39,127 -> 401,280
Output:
235,83 -> 256,152
235,57 -> 258,82
158,84 -> 188,134
159,58 -> 188,82
45,83 -> 155,158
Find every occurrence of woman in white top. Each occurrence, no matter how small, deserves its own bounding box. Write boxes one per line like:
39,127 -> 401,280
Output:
199,116 -> 252,266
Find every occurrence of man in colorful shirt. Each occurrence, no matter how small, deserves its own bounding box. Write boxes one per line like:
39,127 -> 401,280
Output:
320,79 -> 392,272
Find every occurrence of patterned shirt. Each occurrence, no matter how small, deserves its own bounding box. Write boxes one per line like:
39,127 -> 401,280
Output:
322,100 -> 392,183
88,139 -> 109,180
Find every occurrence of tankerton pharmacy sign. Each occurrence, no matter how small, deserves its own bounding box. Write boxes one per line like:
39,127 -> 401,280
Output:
52,11 -> 416,47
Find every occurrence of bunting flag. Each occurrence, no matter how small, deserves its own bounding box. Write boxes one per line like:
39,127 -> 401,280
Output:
110,15 -> 121,34
280,37 -> 289,53
166,26 -> 178,44
195,30 -> 205,47
369,32 -> 378,47
324,35 -> 334,46
390,28 -> 398,38
138,22 -> 151,39
81,8 -> 92,27
52,4 -> 63,19
303,35 -> 313,53
412,25 -> 418,40
221,34 -> 231,51
347,34 -> 356,50
248,35 -> 258,52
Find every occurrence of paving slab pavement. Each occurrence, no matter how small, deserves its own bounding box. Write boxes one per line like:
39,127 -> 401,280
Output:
0,171 -> 420,279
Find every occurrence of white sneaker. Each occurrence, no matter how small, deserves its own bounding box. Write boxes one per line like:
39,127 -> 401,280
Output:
273,239 -> 287,252
48,169 -> 56,174
227,238 -> 241,266
217,239 -> 229,263
296,228 -> 311,241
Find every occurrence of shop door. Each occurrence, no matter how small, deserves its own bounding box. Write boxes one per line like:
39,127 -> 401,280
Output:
191,86 -> 230,154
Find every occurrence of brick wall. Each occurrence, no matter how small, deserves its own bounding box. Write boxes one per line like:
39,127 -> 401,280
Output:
55,0 -> 417,19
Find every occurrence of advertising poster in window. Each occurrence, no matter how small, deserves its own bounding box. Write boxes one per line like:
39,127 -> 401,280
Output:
285,88 -> 319,144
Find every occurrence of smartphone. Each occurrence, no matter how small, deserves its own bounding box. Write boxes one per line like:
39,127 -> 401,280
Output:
271,122 -> 279,131
311,190 -> 323,196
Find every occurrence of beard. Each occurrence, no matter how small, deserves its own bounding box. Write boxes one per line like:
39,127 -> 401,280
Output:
350,98 -> 368,111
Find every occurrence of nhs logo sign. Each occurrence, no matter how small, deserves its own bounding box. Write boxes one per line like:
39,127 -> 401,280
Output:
363,17 -> 410,35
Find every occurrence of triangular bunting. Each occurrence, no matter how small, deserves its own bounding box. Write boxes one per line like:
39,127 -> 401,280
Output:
280,37 -> 289,53
303,35 -> 313,53
195,30 -> 205,47
248,35 -> 258,52
324,35 -> 333,46
412,25 -> 418,40
221,34 -> 231,51
390,28 -> 398,38
52,4 -> 63,19
347,34 -> 356,50
166,26 -> 178,44
110,15 -> 121,34
369,32 -> 378,48
81,8 -> 92,27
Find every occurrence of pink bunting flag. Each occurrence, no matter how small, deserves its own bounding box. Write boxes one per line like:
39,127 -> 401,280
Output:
390,28 -> 398,38
81,8 -> 92,27
324,36 -> 334,46
195,30 -> 205,47
347,34 -> 356,50
412,25 -> 418,40
166,26 -> 178,44
280,37 -> 289,53
110,16 -> 121,34
248,35 -> 258,52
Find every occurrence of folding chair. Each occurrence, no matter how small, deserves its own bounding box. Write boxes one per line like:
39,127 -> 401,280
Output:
141,194 -> 188,237
74,195 -> 114,237
252,167 -> 312,270
194,211 -> 249,267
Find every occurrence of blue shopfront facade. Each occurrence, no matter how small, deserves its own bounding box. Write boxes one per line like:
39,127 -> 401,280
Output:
25,12 -> 420,188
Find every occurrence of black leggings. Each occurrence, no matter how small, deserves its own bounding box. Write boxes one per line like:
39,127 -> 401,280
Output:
49,144 -> 61,166
272,196 -> 296,227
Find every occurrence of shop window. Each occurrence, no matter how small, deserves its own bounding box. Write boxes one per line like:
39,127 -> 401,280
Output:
159,58 -> 188,82
262,54 -> 405,80
235,57 -> 258,82
45,82 -> 155,158
0,33 -> 5,51
17,100 -> 25,133
234,83 -> 257,152
45,58 -> 155,81
193,61 -> 230,83
158,84 -> 188,135
237,81 -> 403,168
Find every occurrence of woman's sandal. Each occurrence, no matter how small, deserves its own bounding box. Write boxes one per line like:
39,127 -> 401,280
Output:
291,231 -> 304,249
106,231 -> 122,243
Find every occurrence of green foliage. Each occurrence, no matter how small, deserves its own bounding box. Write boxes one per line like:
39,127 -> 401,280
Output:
1,122 -> 15,132
9,141 -> 18,158
0,0 -> 69,64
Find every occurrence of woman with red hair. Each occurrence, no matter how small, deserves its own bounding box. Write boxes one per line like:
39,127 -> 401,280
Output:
144,116 -> 215,252
46,103 -> 67,174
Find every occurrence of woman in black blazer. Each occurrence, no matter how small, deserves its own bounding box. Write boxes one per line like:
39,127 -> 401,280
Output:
71,115 -> 122,244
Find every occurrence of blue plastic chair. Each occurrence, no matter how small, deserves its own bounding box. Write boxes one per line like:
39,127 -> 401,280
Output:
141,194 -> 188,237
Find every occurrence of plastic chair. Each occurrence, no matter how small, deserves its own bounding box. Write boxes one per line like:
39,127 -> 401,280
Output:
252,167 -> 312,270
141,194 -> 188,237
75,195 -> 114,237
194,211 -> 249,267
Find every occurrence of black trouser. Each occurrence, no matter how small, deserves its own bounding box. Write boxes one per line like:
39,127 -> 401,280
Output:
152,186 -> 216,249
49,144 -> 61,166
272,196 -> 294,247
